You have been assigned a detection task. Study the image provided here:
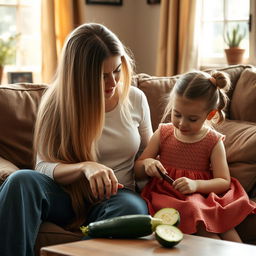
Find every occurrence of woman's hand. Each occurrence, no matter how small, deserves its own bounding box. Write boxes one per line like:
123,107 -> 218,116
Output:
81,162 -> 120,200
173,177 -> 197,194
143,159 -> 167,179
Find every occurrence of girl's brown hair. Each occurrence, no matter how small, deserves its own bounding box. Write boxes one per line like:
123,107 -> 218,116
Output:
162,70 -> 231,124
34,23 -> 134,229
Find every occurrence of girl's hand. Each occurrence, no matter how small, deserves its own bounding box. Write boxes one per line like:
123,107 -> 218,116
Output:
81,162 -> 119,200
143,158 -> 166,179
173,177 -> 197,194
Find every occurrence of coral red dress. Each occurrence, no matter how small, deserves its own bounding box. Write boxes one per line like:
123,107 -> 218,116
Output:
141,123 -> 256,234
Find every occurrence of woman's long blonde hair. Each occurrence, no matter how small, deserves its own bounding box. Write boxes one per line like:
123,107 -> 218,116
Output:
34,23 -> 134,229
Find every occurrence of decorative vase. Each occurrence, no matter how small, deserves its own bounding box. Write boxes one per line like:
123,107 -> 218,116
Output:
224,48 -> 245,65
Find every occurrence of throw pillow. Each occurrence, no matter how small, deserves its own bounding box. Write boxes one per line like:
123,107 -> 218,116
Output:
230,68 -> 256,122
0,83 -> 47,169
214,119 -> 256,193
135,73 -> 179,131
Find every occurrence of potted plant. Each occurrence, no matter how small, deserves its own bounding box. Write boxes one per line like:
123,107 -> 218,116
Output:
0,34 -> 19,83
224,24 -> 246,65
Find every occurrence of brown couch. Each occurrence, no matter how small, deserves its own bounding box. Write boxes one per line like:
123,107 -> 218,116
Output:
0,64 -> 256,254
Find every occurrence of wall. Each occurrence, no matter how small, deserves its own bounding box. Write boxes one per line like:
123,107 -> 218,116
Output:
84,0 -> 160,75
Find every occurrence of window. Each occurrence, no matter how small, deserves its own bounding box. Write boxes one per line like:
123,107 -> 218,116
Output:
0,0 -> 41,83
199,0 -> 255,67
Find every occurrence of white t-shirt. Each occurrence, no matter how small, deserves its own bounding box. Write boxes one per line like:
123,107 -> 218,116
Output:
35,86 -> 152,191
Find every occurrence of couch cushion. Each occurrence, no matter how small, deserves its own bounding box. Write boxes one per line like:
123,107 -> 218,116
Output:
135,65 -> 251,127
134,73 -> 179,131
203,64 -> 253,97
236,212 -> 256,245
214,119 -> 256,193
0,83 -> 48,169
230,68 -> 256,122
203,64 -> 253,118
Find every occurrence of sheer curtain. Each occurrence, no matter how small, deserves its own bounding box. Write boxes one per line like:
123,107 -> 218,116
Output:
156,0 -> 202,76
41,0 -> 85,83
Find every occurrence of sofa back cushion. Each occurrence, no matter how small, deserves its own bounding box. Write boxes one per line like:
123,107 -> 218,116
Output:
0,83 -> 47,169
213,120 -> 256,192
134,73 -> 180,131
230,68 -> 256,122
203,64 -> 254,118
134,65 -> 251,131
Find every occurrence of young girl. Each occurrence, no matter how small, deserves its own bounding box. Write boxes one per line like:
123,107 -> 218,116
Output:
134,70 -> 256,242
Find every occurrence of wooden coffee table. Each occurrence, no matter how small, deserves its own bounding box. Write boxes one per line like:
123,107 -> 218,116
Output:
40,234 -> 256,256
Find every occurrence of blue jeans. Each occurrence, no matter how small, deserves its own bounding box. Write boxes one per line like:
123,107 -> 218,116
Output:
0,170 -> 148,256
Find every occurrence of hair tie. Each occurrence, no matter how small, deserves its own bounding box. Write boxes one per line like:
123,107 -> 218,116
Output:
209,77 -> 217,87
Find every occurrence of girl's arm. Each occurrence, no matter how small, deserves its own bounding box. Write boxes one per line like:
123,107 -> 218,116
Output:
204,139 -> 231,193
174,139 -> 231,194
134,128 -> 166,180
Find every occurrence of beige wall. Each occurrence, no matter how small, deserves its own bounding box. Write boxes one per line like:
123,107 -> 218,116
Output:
84,0 -> 160,75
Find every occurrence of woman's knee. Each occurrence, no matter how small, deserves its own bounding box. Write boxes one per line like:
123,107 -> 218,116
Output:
8,169 -> 36,181
3,170 -> 50,197
115,189 -> 148,215
87,189 -> 148,223
0,170 -> 43,208
6,170 -> 42,188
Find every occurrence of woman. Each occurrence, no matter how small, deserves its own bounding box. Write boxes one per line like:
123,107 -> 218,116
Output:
0,23 -> 152,256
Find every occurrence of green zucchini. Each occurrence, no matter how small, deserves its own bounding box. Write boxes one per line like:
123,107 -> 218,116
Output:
155,224 -> 183,248
153,208 -> 180,226
80,214 -> 163,238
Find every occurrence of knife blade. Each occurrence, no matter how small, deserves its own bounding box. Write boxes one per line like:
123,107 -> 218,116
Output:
157,168 -> 174,185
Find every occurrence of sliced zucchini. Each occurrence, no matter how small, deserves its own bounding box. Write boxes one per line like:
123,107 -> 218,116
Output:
155,224 -> 183,248
154,208 -> 180,226
80,214 -> 163,238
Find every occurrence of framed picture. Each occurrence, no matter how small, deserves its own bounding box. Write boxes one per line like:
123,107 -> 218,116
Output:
8,72 -> 33,84
147,0 -> 160,4
86,0 -> 122,5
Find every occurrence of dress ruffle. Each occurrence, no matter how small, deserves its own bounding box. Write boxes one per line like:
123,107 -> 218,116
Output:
141,166 -> 256,234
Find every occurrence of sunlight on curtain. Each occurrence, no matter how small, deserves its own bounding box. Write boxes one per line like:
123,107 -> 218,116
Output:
41,0 -> 85,83
156,0 -> 201,76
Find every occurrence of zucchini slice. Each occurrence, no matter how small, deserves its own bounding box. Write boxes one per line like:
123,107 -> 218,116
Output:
155,224 -> 183,248
80,214 -> 163,238
154,208 -> 180,226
